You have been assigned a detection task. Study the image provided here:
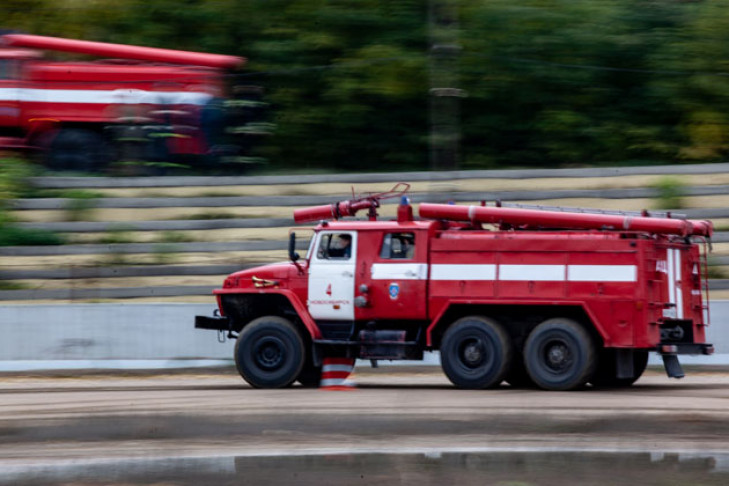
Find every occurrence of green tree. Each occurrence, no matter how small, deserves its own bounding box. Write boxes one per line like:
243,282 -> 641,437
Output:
3,0 -> 729,171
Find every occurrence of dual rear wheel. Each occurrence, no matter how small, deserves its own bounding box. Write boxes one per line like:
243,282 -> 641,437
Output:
441,316 -> 600,391
440,316 -> 513,389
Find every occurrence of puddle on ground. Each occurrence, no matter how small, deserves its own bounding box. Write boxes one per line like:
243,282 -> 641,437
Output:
3,450 -> 729,485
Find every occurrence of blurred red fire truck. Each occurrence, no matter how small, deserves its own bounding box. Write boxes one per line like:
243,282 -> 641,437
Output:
0,33 -> 264,171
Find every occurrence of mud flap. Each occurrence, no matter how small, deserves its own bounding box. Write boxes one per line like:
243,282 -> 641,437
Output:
616,349 -> 635,379
662,354 -> 685,379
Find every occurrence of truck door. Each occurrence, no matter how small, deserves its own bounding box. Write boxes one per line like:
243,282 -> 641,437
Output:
357,230 -> 428,321
307,231 -> 357,320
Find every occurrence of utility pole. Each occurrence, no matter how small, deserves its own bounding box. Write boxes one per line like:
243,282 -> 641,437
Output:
428,0 -> 463,172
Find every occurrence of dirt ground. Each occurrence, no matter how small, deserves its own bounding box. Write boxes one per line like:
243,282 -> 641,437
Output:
2,367 -> 729,484
3,367 -> 729,459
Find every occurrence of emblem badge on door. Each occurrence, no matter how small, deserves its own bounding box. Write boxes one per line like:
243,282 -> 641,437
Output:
389,283 -> 400,300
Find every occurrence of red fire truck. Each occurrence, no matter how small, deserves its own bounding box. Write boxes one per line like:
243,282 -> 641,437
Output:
196,185 -> 715,391
0,34 -> 249,170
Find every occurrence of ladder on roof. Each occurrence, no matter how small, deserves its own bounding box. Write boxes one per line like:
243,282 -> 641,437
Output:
494,201 -> 687,220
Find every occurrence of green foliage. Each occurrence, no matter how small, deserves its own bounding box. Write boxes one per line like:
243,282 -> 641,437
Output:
4,1 -> 729,170
63,190 -> 100,222
0,225 -> 65,246
99,226 -> 136,244
175,212 -> 240,220
0,281 -> 30,291
109,161 -> 190,176
152,243 -> 180,264
706,258 -> 727,280
652,177 -> 685,210
0,158 -> 62,246
100,252 -> 128,266
20,188 -> 107,199
0,158 -> 35,206
157,231 -> 193,243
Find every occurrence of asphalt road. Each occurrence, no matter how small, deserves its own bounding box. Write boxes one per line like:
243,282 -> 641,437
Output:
3,367 -> 729,485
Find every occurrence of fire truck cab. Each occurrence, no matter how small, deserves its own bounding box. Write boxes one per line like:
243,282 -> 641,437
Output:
196,186 -> 715,391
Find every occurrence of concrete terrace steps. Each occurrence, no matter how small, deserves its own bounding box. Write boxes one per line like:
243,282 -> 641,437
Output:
29,162 -> 729,188
16,217 -> 294,233
0,240 -> 310,257
0,263 -> 255,280
12,185 -> 729,211
3,162 -> 729,302
15,209 -> 729,234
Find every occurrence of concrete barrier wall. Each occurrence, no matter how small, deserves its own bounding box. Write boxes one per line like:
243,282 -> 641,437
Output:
1,302 -> 728,370
0,304 -> 233,362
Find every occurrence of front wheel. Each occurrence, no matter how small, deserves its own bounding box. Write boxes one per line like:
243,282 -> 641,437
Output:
234,316 -> 305,388
524,318 -> 596,391
440,316 -> 513,389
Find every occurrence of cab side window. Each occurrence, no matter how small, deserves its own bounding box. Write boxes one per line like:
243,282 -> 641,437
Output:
317,233 -> 352,260
380,232 -> 415,259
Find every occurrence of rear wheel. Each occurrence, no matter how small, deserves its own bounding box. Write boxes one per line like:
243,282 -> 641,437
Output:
234,316 -> 305,388
48,128 -> 108,172
524,318 -> 596,391
591,349 -> 649,388
440,316 -> 512,389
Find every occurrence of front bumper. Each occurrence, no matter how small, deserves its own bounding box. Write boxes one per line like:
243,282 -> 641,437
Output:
195,315 -> 231,331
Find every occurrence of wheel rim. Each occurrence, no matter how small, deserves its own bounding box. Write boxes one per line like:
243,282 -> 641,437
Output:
253,336 -> 286,371
458,337 -> 490,369
541,338 -> 574,373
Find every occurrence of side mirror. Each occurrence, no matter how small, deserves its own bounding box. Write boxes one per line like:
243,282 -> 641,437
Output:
289,232 -> 300,262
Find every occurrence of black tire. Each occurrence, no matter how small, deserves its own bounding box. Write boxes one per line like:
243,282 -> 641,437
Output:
590,350 -> 649,388
48,129 -> 108,172
524,318 -> 597,391
234,316 -> 305,389
440,316 -> 513,389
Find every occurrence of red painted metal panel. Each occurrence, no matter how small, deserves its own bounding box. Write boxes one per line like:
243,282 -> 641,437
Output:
3,34 -> 244,69
214,288 -> 322,339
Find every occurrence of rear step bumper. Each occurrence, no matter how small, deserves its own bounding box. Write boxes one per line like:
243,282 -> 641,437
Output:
656,343 -> 714,379
656,343 -> 714,355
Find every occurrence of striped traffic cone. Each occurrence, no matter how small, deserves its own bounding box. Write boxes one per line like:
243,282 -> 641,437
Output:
319,357 -> 357,390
